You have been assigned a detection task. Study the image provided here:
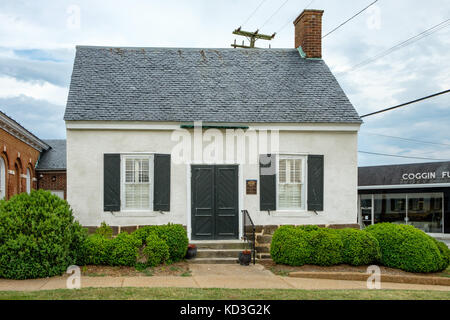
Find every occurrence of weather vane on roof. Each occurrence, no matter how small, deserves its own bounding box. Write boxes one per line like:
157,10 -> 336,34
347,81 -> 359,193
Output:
231,27 -> 276,49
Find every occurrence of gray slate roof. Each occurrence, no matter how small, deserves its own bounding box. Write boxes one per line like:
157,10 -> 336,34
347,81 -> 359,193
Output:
64,46 -> 361,124
36,139 -> 66,170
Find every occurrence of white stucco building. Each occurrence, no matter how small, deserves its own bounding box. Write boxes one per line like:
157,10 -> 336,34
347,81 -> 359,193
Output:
64,9 -> 362,240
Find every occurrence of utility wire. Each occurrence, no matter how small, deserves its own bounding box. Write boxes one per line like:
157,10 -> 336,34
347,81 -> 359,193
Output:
360,89 -> 450,118
276,0 -> 316,34
338,18 -> 450,74
322,0 -> 379,39
358,151 -> 450,161
241,0 -> 268,28
260,0 -> 290,30
362,132 -> 450,147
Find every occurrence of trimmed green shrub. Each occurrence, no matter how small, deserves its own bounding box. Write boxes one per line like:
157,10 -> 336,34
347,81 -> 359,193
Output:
143,233 -> 170,267
155,224 -> 188,262
80,234 -> 112,265
309,229 -> 343,266
338,228 -> 381,266
271,226 -> 343,266
131,226 -> 159,244
270,226 -> 312,266
109,232 -> 142,266
0,190 -> 87,279
95,222 -> 113,239
131,224 -> 188,263
432,238 -> 450,271
365,223 -> 448,273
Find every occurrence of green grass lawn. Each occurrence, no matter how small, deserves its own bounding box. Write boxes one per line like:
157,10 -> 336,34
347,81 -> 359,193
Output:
0,287 -> 449,300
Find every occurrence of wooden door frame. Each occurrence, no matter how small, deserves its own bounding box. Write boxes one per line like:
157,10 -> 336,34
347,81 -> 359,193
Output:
187,163 -> 243,241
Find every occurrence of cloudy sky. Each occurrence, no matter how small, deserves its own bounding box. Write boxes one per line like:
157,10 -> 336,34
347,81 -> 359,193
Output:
0,0 -> 449,166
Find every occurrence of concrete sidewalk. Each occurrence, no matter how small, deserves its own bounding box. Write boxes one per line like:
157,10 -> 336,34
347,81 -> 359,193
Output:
0,264 -> 448,292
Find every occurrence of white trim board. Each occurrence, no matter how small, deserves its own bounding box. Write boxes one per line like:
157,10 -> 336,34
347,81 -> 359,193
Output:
358,183 -> 450,190
66,121 -> 361,132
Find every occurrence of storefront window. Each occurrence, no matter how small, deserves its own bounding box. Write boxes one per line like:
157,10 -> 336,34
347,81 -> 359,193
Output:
374,194 -> 407,225
360,192 -> 444,233
407,193 -> 443,233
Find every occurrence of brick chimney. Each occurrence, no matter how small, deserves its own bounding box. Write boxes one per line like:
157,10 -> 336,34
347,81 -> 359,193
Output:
293,9 -> 324,58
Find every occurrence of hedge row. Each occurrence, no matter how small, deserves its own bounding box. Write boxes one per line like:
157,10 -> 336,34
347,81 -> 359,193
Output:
79,223 -> 189,267
0,191 -> 189,279
270,223 -> 450,273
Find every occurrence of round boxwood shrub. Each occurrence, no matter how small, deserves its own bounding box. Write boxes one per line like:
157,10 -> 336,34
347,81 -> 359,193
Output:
131,226 -> 159,244
270,226 -> 313,266
365,223 -> 448,272
80,234 -> 112,265
109,232 -> 142,266
432,238 -> 450,271
143,233 -> 170,267
154,224 -> 188,263
309,228 -> 343,266
0,190 -> 87,279
338,228 -> 381,266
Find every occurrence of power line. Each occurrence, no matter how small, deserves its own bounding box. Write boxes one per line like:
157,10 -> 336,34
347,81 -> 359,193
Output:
276,0 -> 316,34
362,132 -> 450,147
338,18 -> 450,74
358,151 -> 450,161
260,0 -> 290,30
360,89 -> 450,118
241,0 -> 268,28
322,0 -> 379,39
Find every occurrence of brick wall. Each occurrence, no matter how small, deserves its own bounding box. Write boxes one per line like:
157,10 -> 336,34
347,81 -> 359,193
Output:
0,128 -> 41,199
37,170 -> 67,199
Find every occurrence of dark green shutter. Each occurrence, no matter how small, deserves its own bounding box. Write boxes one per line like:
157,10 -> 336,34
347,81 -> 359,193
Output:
259,154 -> 276,211
307,155 -> 324,211
104,154 -> 121,212
154,154 -> 171,211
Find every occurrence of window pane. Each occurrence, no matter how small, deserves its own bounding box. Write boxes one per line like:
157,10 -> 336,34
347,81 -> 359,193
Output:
407,193 -> 443,233
278,184 -> 302,209
125,184 -> 150,209
279,159 -> 286,183
292,159 -> 301,183
124,157 -> 151,210
374,194 -> 406,225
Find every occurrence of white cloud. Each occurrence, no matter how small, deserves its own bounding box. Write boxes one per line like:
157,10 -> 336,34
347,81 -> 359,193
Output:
0,76 -> 68,106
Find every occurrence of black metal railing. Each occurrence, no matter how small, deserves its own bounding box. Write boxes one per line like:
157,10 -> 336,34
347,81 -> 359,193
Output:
241,209 -> 256,265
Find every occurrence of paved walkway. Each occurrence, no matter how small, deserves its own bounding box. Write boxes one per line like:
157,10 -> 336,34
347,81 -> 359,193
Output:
0,264 -> 448,292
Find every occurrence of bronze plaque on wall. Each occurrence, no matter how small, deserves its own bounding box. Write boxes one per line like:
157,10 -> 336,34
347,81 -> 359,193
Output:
246,180 -> 257,195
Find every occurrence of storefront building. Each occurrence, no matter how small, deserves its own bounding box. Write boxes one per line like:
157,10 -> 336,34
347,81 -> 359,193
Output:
358,161 -> 450,235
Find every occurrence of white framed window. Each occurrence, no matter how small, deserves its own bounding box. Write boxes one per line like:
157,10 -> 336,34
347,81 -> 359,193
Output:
277,155 -> 306,211
121,155 -> 154,211
0,157 -> 5,199
26,168 -> 31,194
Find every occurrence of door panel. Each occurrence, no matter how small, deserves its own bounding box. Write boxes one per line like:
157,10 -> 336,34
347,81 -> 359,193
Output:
191,166 -> 215,239
215,166 -> 239,239
191,165 -> 239,240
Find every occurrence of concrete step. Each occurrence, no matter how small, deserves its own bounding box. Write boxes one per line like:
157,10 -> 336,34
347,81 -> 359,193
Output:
188,257 -> 239,264
196,249 -> 244,259
191,241 -> 249,250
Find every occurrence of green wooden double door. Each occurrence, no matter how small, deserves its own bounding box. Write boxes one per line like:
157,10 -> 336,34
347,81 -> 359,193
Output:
191,165 -> 239,240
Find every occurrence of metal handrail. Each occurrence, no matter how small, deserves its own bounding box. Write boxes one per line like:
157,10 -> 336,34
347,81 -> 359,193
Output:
241,209 -> 256,265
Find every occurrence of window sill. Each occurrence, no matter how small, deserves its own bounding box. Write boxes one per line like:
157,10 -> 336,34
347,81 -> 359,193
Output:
112,211 -> 159,218
272,210 -> 312,218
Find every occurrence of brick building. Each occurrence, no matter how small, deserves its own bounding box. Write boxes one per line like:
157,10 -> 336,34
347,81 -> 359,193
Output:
36,139 -> 67,199
0,111 -> 50,199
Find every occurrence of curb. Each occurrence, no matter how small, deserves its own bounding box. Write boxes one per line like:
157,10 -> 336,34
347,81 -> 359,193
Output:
288,272 -> 450,286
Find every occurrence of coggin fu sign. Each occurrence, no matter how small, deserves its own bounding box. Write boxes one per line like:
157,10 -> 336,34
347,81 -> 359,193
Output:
402,171 -> 450,181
